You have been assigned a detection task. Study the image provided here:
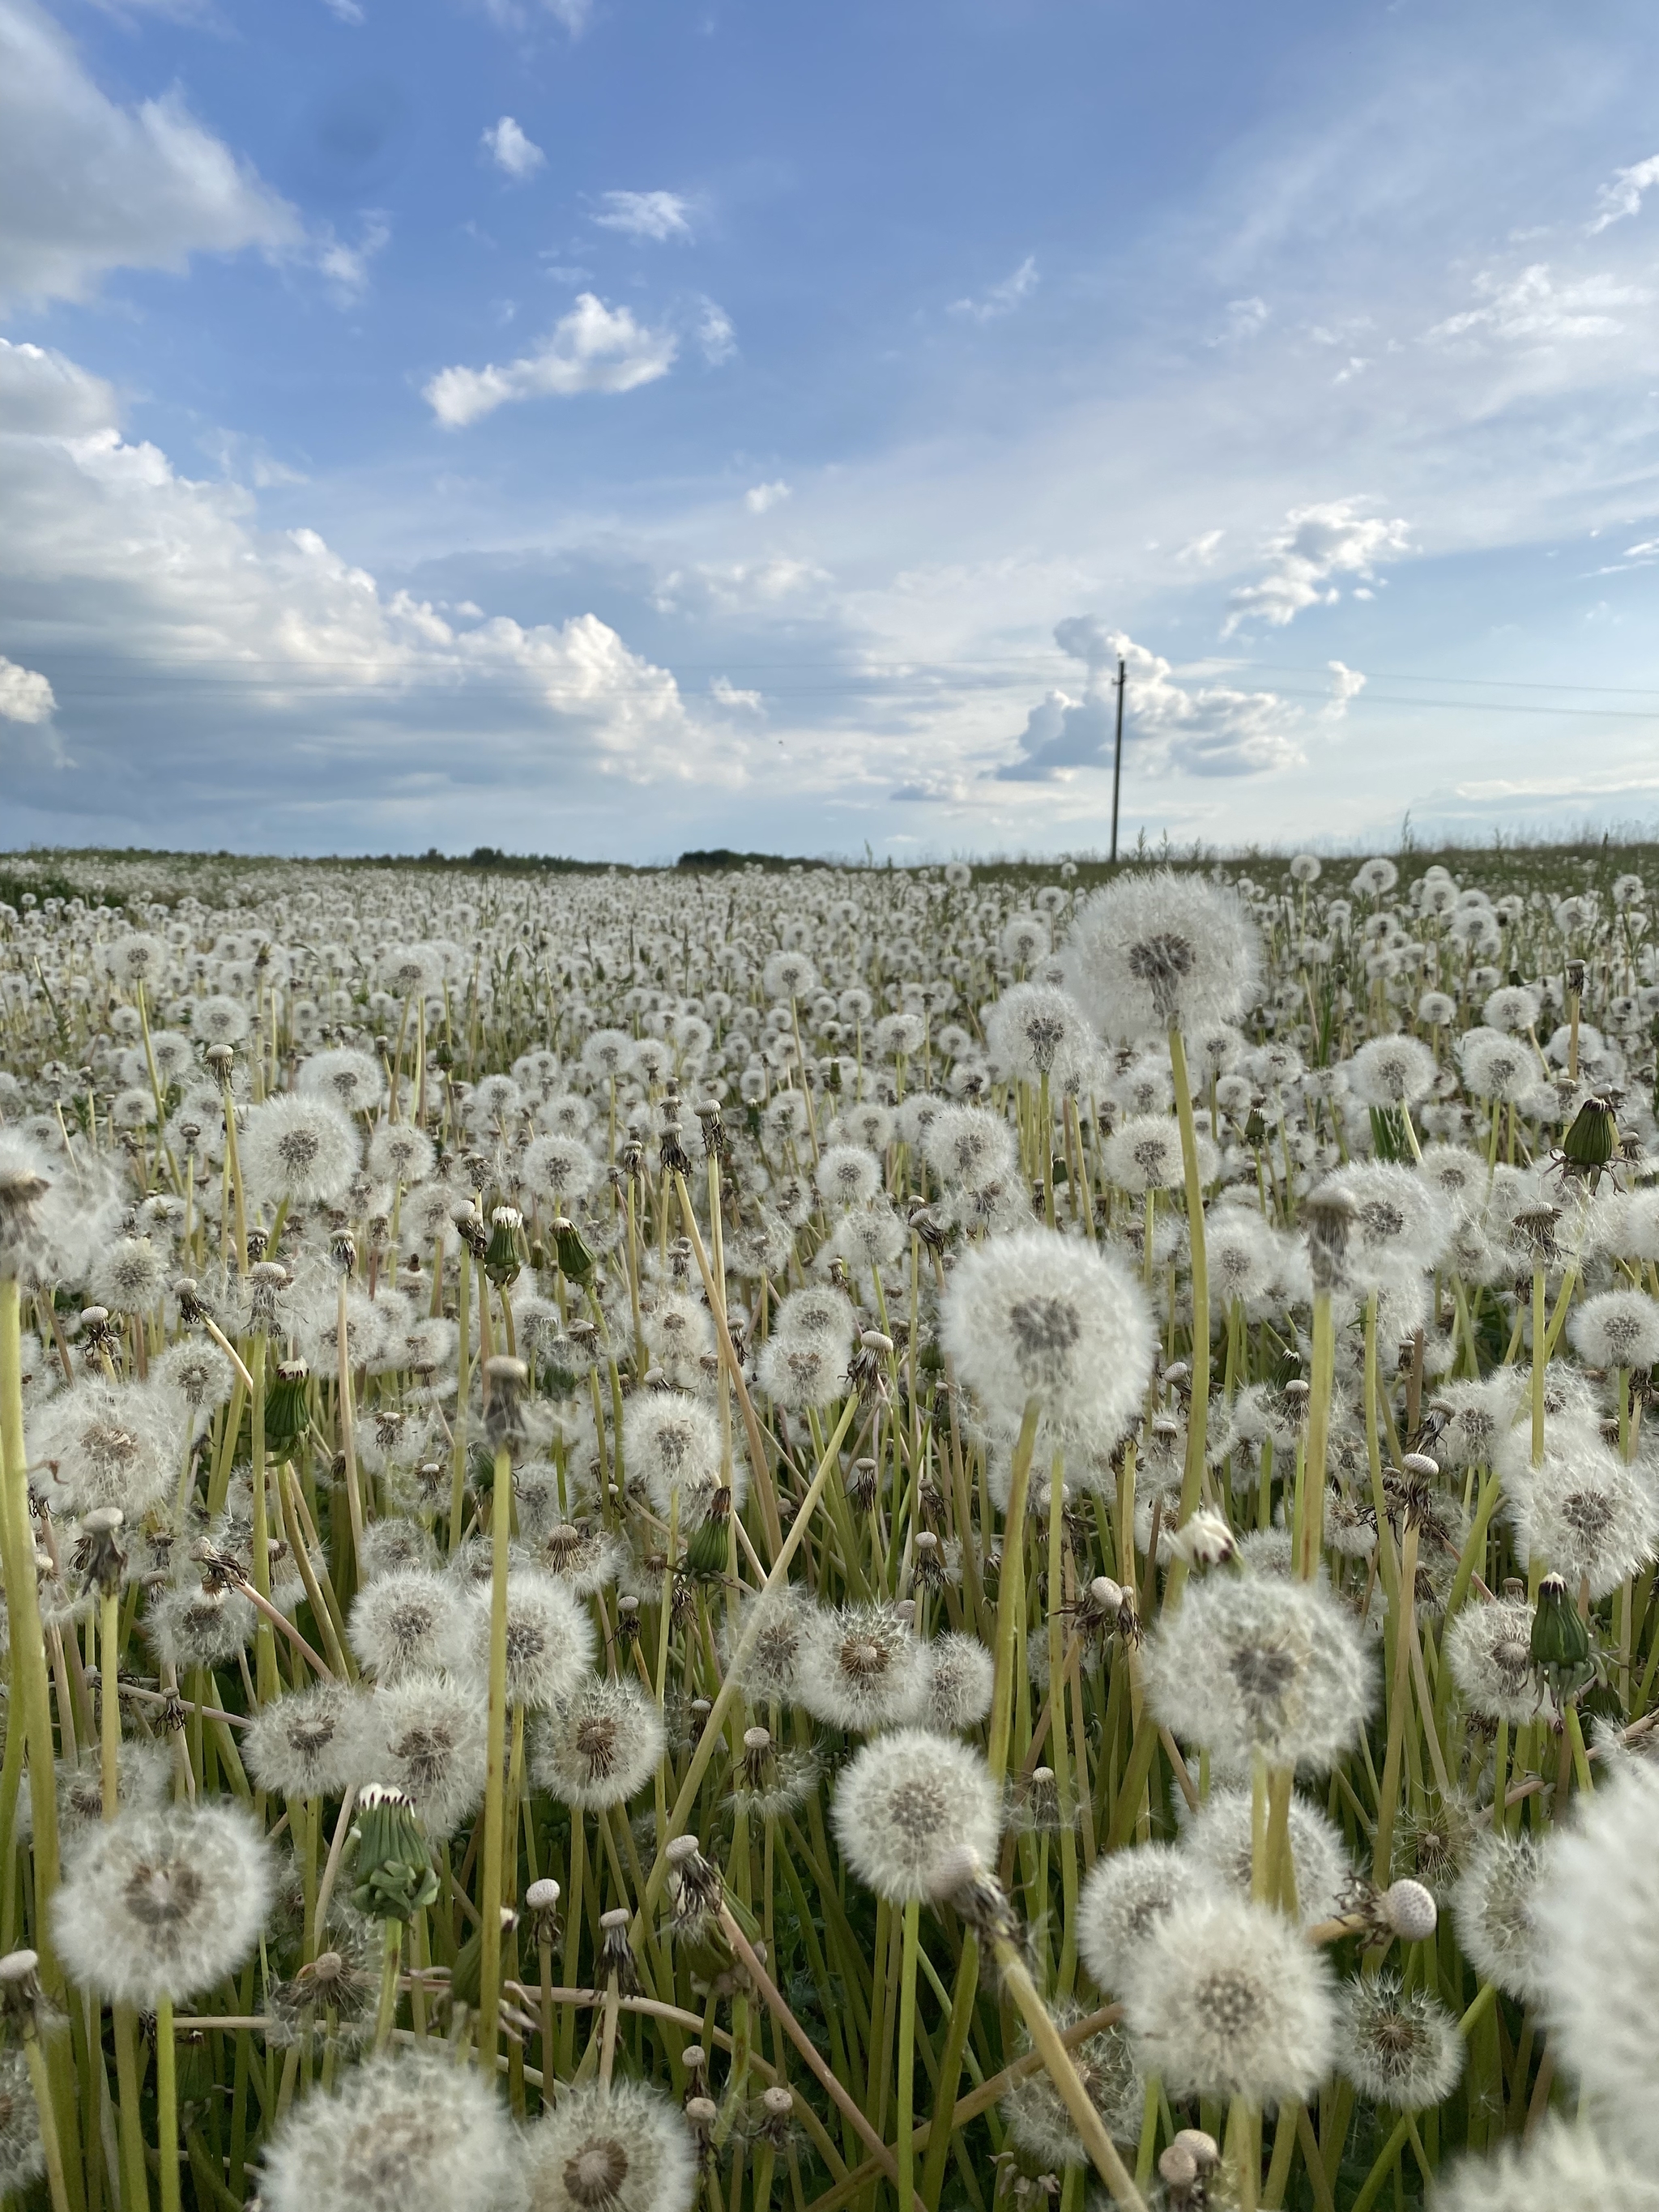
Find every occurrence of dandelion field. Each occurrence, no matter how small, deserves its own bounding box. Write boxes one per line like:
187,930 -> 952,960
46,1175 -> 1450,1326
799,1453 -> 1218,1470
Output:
1,840 -> 1658,2212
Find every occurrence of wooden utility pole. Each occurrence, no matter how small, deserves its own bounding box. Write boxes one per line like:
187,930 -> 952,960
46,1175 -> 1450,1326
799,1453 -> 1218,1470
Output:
1108,655 -> 1127,864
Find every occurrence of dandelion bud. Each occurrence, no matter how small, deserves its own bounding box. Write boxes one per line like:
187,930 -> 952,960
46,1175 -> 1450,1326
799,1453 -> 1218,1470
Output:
847,1456 -> 880,1511
1381,1878 -> 1439,1942
1561,1093 -> 1618,1180
247,1258 -> 289,1326
204,1042 -> 236,1079
1401,1451 -> 1440,1480
245,1225 -> 271,1264
350,1784 -> 439,1924
484,1205 -> 524,1286
552,1217 -> 597,1280
262,1359 -> 310,1462
859,1328 -> 893,1354
599,1905 -> 638,1994
1171,1507 -> 1237,1571
1163,1361 -> 1192,1390
1529,1572 -> 1592,1699
615,1594 -> 642,1646
329,1229 -> 356,1276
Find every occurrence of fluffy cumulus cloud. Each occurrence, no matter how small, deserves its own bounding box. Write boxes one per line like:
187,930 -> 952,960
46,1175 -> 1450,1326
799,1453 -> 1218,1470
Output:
592,190 -> 693,242
0,335 -> 742,835
1222,499 -> 1410,635
424,294 -> 679,425
482,117 -> 545,181
991,619 -> 1303,783
0,0 -> 300,309
0,654 -> 53,723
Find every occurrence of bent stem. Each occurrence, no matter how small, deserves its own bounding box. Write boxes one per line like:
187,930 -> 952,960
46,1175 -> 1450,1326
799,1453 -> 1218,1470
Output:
987,1396 -> 1042,1789
991,1933 -> 1147,2211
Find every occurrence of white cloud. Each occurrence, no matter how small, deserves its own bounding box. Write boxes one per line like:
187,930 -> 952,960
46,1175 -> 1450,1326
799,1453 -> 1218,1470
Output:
1324,659 -> 1367,720
1207,296 -> 1270,346
711,675 -> 763,710
1428,263 -> 1645,346
0,340 -> 117,435
0,654 -> 53,723
0,343 -> 731,813
697,300 -> 736,364
315,211 -> 390,305
321,0 -> 365,20
1589,154 -> 1659,233
993,620 -> 1303,781
482,117 -> 545,182
592,190 -> 693,242
948,255 -> 1038,323
1175,529 -> 1224,566
1222,498 -> 1410,635
744,480 -> 791,514
424,294 -> 678,426
0,0 -> 300,309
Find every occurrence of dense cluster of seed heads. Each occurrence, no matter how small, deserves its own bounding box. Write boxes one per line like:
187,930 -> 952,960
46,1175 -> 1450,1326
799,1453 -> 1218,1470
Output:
0,842 -> 1656,2211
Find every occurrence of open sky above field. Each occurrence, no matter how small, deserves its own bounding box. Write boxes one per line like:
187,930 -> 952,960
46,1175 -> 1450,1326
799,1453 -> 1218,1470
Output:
4,0 -> 1659,861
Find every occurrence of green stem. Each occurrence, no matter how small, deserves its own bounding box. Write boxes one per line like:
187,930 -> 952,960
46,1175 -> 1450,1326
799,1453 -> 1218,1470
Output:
155,1994 -> 180,2212
897,1898 -> 919,2212
479,1443 -> 513,2068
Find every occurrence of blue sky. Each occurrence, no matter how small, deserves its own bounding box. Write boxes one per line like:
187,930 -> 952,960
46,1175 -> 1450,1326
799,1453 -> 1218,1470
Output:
5,0 -> 1659,861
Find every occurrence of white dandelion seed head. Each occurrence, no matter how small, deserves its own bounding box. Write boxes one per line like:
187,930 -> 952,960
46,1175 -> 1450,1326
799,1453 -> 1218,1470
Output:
1452,1829 -> 1551,2005
1121,1890 -> 1337,2108
1000,1999 -> 1143,2166
1143,1572 -> 1373,1775
453,1569 -> 596,1712
1077,1842 -> 1226,1996
1336,1971 -> 1464,2109
1346,1033 -> 1437,1110
1569,1289 -> 1659,1371
1534,1762 -> 1659,2162
28,1375 -> 183,1519
815,1143 -> 883,1213
522,2078 -> 696,2212
348,1566 -> 462,1681
983,982 -> 1097,1085
1431,2117 -> 1659,2212
1179,1785 -> 1354,1926
1444,1596 -> 1540,1726
1063,871 -> 1262,1042
922,1103 -> 1021,1194
53,1801 -> 272,2008
237,1094 -> 360,1209
723,1586 -> 814,1706
832,1728 -> 1001,1903
940,1228 -> 1155,1452
1498,1417 -> 1659,1599
795,1602 -> 930,1734
622,1392 -> 737,1525
532,1673 -> 665,1812
261,2046 -> 527,2212
365,1670 -> 489,1841
923,1632 -> 996,1733
244,1682 -> 369,1801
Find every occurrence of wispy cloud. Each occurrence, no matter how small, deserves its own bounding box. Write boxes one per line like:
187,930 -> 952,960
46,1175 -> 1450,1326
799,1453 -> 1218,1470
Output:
481,117 -> 545,182
948,255 -> 1038,322
1427,263 -> 1644,345
1324,658 -> 1367,721
1206,296 -> 1270,347
592,190 -> 693,242
316,211 -> 390,304
697,299 -> 736,364
1589,153 -> 1659,233
424,293 -> 677,426
744,479 -> 790,514
711,675 -> 763,710
1222,499 -> 1410,636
